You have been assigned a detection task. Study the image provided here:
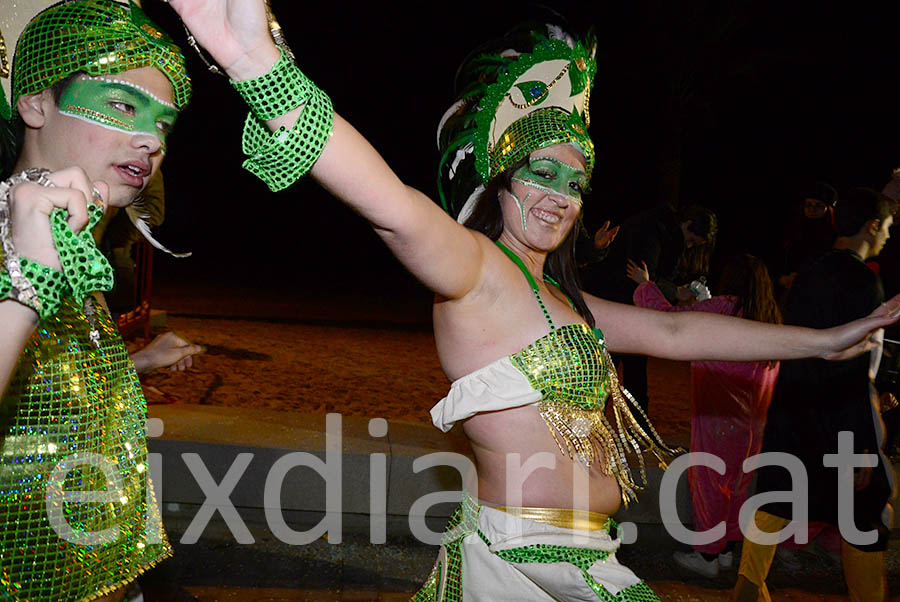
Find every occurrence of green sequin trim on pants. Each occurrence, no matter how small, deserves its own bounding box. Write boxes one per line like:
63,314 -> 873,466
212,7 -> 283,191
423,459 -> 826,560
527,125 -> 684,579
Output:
410,495 -> 660,602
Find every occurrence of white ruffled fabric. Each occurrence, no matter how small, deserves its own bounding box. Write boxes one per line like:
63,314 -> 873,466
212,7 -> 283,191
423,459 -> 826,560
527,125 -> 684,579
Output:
430,357 -> 540,432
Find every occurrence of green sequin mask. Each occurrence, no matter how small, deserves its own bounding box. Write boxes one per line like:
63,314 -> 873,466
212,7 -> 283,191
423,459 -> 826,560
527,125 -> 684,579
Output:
59,76 -> 178,152
10,0 -> 190,118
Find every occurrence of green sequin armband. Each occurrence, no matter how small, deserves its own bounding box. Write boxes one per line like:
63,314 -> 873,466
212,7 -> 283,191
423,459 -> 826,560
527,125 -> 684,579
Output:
0,169 -> 113,321
230,49 -> 316,121
0,169 -> 69,320
0,256 -> 69,321
231,51 -> 334,192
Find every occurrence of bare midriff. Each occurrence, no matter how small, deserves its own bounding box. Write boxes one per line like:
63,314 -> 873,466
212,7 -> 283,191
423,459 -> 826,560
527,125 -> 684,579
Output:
462,403 -> 622,515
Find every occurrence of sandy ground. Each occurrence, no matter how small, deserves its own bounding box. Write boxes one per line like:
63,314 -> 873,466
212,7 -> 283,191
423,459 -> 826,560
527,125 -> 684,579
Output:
138,316 -> 693,443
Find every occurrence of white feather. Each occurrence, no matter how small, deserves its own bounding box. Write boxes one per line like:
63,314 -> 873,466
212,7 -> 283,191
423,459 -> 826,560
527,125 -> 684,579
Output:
546,24 -> 566,40
125,205 -> 192,258
449,142 -> 474,180
436,99 -> 468,148
456,184 -> 485,224
546,24 -> 576,48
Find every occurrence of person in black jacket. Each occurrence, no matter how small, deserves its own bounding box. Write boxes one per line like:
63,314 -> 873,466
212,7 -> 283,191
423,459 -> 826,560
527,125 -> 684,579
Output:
734,188 -> 897,602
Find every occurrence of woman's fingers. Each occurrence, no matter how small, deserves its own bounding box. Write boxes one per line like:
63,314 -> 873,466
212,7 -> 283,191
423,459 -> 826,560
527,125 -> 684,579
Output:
822,320 -> 883,361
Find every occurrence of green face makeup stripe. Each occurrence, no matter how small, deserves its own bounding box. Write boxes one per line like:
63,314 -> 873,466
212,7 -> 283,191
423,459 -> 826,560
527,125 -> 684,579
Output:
511,190 -> 532,232
58,76 -> 178,152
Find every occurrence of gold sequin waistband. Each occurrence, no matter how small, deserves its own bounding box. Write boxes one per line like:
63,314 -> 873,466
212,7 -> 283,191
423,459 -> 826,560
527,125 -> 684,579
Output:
489,503 -> 610,531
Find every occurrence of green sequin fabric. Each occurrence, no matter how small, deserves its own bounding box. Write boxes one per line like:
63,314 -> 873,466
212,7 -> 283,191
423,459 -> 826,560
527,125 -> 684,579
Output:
489,108 -> 594,186
1,169 -> 112,321
11,0 -> 190,116
51,204 -> 114,304
510,324 -> 679,506
238,64 -> 334,192
0,256 -> 68,321
494,240 -> 680,506
0,296 -> 170,601
231,49 -> 316,122
410,494 -> 661,602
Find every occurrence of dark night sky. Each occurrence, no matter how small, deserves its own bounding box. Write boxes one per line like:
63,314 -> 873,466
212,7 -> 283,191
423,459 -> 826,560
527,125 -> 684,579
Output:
143,1 -> 900,300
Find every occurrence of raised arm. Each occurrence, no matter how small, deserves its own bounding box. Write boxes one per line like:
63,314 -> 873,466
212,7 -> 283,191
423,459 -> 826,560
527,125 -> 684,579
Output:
166,0 -> 485,299
585,291 -> 900,363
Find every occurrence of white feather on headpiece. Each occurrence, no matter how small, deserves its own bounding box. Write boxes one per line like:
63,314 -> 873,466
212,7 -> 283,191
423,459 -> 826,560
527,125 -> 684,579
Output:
456,184 -> 485,224
436,98 -> 469,148
449,142 -> 474,180
545,24 -> 576,48
125,204 -> 191,258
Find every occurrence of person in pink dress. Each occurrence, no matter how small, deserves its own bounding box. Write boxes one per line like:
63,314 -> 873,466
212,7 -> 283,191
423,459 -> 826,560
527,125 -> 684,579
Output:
628,253 -> 782,578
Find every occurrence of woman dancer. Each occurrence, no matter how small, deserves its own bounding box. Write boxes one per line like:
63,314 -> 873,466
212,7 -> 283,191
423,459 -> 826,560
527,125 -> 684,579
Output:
629,254 -> 781,579
121,1 -> 900,599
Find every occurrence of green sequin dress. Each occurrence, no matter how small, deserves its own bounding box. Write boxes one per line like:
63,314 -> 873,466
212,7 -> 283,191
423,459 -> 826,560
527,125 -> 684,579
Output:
0,296 -> 170,601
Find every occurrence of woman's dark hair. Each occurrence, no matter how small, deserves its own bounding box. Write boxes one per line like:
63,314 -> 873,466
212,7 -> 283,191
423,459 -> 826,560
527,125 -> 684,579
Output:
674,204 -> 717,283
463,159 -> 595,328
1,73 -> 81,178
716,253 -> 781,326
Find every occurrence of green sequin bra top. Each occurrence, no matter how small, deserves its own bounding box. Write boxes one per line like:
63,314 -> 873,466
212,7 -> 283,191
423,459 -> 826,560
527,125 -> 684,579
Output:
430,242 -> 679,506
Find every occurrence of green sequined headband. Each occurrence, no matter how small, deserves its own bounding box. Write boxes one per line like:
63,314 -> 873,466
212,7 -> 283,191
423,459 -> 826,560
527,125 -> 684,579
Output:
10,0 -> 190,118
437,26 -> 597,217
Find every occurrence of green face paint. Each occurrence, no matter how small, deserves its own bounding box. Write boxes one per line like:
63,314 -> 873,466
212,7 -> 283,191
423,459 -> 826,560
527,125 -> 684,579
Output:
512,156 -> 588,207
58,76 -> 178,152
510,190 -> 533,232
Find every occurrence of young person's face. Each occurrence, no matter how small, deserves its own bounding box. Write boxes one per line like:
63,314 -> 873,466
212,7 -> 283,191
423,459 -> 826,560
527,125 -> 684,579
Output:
30,66 -> 176,208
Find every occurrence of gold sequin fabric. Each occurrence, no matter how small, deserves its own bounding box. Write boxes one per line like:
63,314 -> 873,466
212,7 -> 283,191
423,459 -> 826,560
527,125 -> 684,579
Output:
509,324 -> 678,506
0,296 -> 170,601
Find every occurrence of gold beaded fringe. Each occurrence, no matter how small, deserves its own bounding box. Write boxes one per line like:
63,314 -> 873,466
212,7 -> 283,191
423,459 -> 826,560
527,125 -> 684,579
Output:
539,347 -> 683,507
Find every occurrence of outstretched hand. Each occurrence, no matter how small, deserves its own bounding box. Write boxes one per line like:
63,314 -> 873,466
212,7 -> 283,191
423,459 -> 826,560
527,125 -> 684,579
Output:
164,0 -> 279,80
593,221 -> 620,250
626,259 -> 650,284
821,293 -> 900,361
132,331 -> 206,373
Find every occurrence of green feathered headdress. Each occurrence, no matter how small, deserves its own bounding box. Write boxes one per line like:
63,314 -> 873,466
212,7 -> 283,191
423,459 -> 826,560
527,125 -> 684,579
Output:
437,24 -> 597,220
